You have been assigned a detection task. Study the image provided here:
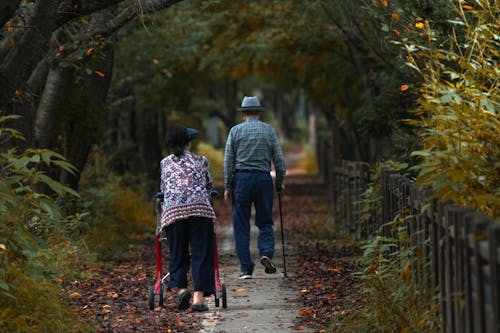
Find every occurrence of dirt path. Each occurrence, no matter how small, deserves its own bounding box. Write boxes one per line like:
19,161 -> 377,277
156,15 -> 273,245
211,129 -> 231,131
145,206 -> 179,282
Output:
67,173 -> 362,332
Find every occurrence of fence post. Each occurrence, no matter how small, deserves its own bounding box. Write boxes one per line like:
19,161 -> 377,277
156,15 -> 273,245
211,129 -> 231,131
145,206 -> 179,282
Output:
489,225 -> 500,333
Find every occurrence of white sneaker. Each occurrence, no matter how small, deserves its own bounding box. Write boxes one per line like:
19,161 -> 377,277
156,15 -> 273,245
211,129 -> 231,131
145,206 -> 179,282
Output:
238,270 -> 253,279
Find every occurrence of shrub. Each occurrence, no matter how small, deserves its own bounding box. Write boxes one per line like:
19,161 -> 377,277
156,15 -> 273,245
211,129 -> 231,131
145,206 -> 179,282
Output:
0,115 -> 90,332
298,144 -> 319,174
400,0 -> 500,218
195,142 -> 224,182
337,164 -> 440,332
76,178 -> 155,260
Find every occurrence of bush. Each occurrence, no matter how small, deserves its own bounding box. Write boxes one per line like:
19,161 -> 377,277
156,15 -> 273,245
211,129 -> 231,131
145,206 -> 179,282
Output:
298,144 -> 319,174
399,0 -> 500,218
195,142 -> 224,182
76,178 -> 155,260
339,227 -> 440,332
337,164 -> 440,332
0,115 -> 91,332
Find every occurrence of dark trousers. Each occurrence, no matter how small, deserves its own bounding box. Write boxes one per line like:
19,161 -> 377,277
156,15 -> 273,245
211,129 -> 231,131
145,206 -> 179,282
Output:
232,172 -> 275,271
166,217 -> 215,296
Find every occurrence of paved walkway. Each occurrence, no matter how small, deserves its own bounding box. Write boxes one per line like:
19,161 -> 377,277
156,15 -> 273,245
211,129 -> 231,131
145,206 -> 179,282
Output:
198,224 -> 311,333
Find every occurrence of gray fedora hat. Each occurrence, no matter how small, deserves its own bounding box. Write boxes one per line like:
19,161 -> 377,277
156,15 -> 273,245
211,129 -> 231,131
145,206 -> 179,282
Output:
238,96 -> 264,111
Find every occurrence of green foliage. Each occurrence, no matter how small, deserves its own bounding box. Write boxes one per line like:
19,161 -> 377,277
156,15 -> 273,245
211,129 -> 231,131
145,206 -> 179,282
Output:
337,163 -> 440,332
297,144 -> 319,174
76,181 -> 155,260
77,147 -> 155,260
112,0 -> 415,163
356,165 -> 383,233
396,0 -> 499,217
332,169 -> 440,332
194,142 -> 224,182
338,228 -> 440,332
0,115 -> 91,332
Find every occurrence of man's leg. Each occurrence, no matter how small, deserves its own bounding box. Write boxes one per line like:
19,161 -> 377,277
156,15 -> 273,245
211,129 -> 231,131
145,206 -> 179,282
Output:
232,173 -> 254,275
254,174 -> 275,260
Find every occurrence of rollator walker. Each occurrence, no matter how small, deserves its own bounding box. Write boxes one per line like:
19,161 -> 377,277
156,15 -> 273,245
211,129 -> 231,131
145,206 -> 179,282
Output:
148,190 -> 227,310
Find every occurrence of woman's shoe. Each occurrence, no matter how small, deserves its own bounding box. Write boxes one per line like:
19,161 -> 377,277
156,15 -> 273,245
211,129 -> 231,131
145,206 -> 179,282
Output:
191,303 -> 209,312
177,290 -> 191,310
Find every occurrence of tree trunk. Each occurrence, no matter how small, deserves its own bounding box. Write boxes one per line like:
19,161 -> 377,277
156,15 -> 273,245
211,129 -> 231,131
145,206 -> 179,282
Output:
0,0 -> 21,29
0,0 -> 59,109
34,66 -> 74,148
60,8 -> 117,189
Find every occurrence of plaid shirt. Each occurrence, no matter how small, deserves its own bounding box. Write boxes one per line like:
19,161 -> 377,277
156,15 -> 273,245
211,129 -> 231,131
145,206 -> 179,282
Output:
159,151 -> 216,229
223,118 -> 286,190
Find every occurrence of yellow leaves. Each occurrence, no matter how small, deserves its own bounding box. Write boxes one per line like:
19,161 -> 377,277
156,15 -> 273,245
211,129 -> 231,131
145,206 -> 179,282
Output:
392,12 -> 400,21
85,48 -> 95,56
462,5 -> 474,10
95,70 -> 105,77
0,243 -> 6,251
415,22 -> 424,29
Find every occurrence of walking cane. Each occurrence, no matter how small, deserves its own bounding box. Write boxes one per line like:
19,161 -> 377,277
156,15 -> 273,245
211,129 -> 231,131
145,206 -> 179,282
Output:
278,191 -> 287,277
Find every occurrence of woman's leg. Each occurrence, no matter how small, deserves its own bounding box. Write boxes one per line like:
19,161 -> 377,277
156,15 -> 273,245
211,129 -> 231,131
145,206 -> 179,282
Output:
189,217 -> 215,301
166,221 -> 190,290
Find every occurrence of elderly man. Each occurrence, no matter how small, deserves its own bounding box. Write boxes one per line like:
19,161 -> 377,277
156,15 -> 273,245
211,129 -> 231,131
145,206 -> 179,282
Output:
223,96 -> 286,279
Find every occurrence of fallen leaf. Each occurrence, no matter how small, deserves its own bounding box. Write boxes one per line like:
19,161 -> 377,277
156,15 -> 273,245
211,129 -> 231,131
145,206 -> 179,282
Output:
299,309 -> 312,316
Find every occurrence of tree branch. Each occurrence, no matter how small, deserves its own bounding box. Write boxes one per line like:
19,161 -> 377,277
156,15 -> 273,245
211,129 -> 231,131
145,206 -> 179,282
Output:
0,0 -> 21,30
92,0 -> 183,37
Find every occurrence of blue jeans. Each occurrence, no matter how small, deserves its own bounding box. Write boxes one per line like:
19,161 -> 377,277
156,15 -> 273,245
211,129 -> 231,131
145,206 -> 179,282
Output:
232,172 -> 275,272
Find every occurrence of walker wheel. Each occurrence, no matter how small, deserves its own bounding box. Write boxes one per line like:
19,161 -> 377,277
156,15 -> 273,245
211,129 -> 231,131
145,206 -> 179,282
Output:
148,286 -> 155,310
148,284 -> 165,310
214,291 -> 220,307
158,284 -> 164,306
222,283 -> 227,309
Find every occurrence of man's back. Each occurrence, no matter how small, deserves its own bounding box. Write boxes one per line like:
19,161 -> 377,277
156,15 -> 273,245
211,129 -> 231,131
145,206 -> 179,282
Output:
224,118 -> 285,191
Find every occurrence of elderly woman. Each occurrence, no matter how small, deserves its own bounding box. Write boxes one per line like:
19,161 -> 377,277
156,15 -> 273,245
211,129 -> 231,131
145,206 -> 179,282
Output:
159,125 -> 216,312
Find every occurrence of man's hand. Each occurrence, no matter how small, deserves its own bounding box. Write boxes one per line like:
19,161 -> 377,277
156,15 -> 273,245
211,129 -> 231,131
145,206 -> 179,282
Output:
275,182 -> 285,192
224,189 -> 232,201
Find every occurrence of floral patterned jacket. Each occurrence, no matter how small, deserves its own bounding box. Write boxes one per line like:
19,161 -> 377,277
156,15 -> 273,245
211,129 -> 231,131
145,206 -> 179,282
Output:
159,151 -> 216,230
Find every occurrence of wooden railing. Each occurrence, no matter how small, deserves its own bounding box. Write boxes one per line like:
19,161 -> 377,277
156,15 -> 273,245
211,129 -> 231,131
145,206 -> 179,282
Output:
381,168 -> 500,333
316,132 -> 500,332
324,157 -> 500,332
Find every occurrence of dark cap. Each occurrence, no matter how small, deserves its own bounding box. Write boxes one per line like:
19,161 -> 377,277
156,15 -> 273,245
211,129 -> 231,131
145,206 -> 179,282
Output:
186,128 -> 198,140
